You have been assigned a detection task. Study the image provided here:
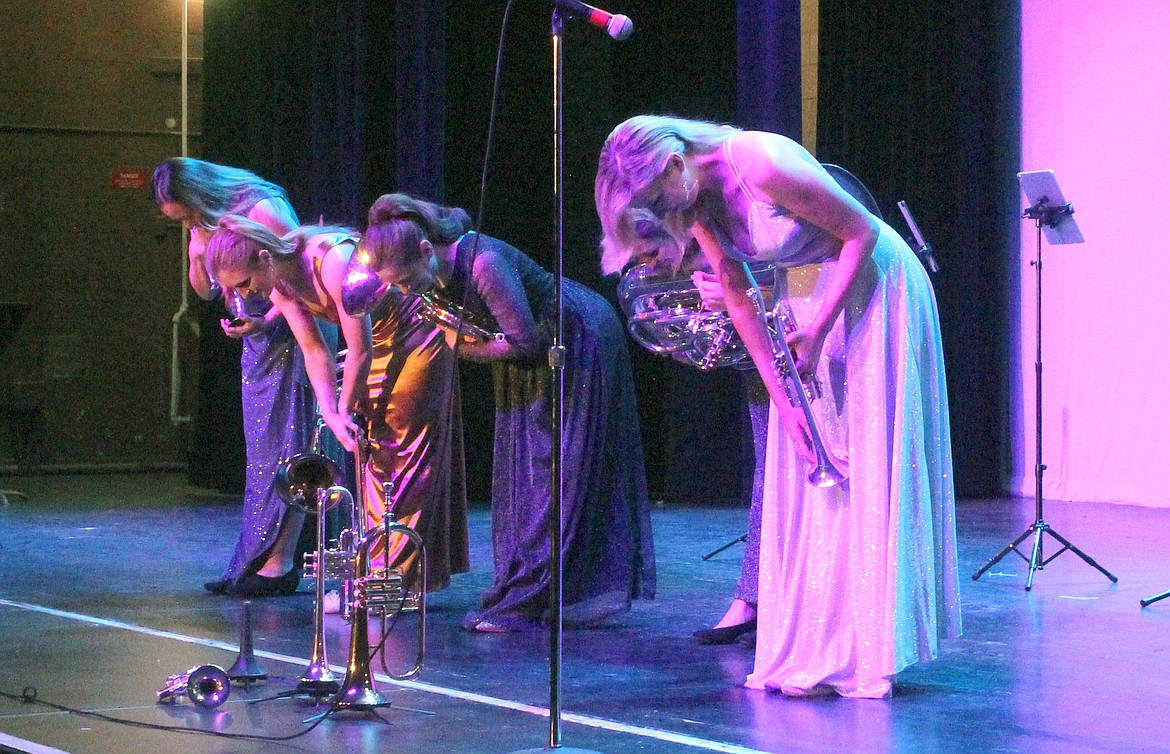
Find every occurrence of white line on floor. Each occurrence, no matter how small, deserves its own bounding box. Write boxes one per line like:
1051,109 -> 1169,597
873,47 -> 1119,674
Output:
0,598 -> 767,754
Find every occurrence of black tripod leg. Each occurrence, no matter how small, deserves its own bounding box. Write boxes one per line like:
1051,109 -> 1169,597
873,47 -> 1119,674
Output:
702,533 -> 748,561
1141,589 -> 1170,607
972,525 -> 1035,581
1043,526 -> 1118,583
1025,526 -> 1046,591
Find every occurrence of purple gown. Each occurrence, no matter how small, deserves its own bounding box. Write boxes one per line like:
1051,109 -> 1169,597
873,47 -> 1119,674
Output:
447,233 -> 655,631
216,188 -> 319,583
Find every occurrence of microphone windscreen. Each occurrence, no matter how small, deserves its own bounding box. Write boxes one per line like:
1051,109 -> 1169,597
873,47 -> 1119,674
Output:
607,14 -> 633,41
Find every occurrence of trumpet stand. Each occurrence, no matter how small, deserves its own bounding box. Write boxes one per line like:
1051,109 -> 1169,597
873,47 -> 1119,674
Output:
295,485 -> 342,695
971,198 -> 1116,590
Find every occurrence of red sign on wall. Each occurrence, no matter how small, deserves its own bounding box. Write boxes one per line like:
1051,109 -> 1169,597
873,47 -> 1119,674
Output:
112,168 -> 148,190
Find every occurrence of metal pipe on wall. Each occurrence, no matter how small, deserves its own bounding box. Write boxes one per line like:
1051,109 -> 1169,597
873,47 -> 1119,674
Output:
169,0 -> 193,426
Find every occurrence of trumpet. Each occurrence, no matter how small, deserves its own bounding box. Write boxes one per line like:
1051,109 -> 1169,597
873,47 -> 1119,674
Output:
411,288 -> 506,344
157,664 -> 231,709
744,277 -> 847,488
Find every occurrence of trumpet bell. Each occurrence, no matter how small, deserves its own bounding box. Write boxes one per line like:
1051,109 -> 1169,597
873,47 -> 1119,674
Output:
187,665 -> 231,709
157,664 -> 231,709
275,453 -> 342,511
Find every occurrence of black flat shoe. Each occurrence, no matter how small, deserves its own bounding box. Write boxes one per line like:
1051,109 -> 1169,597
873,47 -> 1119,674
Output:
227,569 -> 300,597
692,618 -> 757,645
203,578 -> 232,595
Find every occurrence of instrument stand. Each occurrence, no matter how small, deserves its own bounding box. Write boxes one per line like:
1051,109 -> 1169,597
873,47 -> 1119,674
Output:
972,171 -> 1116,591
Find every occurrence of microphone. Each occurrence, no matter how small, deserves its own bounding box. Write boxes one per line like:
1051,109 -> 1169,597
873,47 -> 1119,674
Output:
553,0 -> 634,41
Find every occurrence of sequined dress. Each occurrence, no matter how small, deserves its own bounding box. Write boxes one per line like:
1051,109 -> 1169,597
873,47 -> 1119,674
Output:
448,233 -> 655,630
217,188 -> 320,583
714,137 -> 960,698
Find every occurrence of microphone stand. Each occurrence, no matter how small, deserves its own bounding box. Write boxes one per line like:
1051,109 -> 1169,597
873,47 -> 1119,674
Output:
508,9 -> 602,754
971,182 -> 1116,591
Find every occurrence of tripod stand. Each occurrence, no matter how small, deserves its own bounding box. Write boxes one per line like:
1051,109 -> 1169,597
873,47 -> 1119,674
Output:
972,170 -> 1116,591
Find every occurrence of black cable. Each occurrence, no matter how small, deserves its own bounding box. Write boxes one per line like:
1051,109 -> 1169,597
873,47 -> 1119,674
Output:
447,0 -> 517,352
0,686 -> 338,742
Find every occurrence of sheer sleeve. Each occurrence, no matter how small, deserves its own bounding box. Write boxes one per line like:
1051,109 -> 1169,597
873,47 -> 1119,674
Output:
455,248 -> 544,363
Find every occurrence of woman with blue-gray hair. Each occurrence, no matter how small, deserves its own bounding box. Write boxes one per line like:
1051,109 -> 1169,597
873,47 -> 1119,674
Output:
595,115 -> 960,698
153,157 -> 321,598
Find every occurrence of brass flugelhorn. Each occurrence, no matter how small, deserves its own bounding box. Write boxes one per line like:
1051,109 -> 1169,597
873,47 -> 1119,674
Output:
745,273 -> 847,488
332,500 -> 427,710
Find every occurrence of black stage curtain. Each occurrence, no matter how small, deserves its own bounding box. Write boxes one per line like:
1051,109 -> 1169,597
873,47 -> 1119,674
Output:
198,1 -> 1017,504
194,0 -> 434,492
816,1 -> 1022,497
193,0 -> 792,503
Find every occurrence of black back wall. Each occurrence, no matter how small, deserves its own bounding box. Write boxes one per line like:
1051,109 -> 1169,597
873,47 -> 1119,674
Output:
816,1 -> 1021,496
199,0 -> 1015,501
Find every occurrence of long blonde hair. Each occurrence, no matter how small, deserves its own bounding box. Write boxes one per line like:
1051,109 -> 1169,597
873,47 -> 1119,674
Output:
594,115 -> 738,274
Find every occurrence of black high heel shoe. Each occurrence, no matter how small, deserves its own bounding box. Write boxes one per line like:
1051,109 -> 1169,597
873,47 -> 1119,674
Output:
692,617 -> 757,645
203,578 -> 232,595
227,569 -> 300,597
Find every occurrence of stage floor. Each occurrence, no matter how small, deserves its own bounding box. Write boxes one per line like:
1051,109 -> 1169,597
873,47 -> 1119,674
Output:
0,473 -> 1167,754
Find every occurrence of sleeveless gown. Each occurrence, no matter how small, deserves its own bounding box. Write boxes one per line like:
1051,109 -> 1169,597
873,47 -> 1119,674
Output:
218,188 -> 322,583
715,136 -> 961,698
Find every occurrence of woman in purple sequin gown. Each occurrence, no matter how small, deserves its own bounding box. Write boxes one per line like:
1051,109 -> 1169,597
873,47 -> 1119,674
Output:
153,158 -> 320,597
351,194 -> 655,632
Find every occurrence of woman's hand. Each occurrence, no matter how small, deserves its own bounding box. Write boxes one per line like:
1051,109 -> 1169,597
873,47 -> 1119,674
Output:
785,324 -> 827,383
189,225 -> 211,255
775,400 -> 816,464
691,270 -> 726,311
220,315 -> 264,339
321,410 -> 360,453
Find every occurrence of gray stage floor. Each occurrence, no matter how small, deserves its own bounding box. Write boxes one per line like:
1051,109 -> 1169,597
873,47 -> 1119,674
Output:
1,472 -> 1168,753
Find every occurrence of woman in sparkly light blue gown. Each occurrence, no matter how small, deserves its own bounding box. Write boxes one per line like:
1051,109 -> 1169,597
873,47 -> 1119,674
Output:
595,116 -> 959,698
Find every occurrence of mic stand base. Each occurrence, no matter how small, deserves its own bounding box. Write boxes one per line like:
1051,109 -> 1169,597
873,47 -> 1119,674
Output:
507,748 -> 605,754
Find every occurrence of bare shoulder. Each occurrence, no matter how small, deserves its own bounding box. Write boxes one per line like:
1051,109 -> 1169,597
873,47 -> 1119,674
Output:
248,198 -> 297,234
319,235 -> 356,285
729,131 -> 822,187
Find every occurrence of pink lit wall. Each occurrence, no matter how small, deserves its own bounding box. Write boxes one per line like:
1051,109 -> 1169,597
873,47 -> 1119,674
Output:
1015,2 -> 1170,505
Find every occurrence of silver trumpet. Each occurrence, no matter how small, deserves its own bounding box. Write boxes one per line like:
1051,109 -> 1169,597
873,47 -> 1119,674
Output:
411,288 -> 506,344
745,278 -> 847,488
275,410 -> 344,696
157,664 -> 231,709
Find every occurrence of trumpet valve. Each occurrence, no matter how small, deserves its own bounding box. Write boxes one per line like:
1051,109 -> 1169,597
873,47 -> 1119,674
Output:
360,568 -> 413,616
304,546 -> 358,581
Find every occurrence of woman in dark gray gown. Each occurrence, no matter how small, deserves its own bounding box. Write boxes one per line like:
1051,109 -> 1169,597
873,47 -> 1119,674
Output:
153,158 -> 323,597
348,193 -> 655,632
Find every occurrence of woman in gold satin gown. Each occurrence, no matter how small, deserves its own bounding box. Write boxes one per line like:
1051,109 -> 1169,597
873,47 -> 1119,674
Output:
205,216 -> 469,595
